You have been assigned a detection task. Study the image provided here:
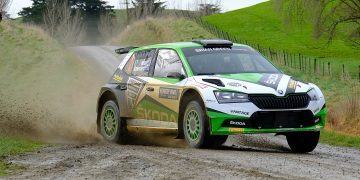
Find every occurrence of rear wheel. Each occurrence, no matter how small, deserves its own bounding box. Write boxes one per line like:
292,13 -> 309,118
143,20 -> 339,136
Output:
100,100 -> 128,144
286,131 -> 320,153
183,100 -> 227,148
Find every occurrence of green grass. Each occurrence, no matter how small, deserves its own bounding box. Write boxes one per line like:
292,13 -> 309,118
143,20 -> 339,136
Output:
320,130 -> 360,149
203,1 -> 360,79
0,137 -> 43,176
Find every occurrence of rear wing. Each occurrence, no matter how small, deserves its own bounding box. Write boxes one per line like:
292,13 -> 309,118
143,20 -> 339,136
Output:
115,47 -> 138,54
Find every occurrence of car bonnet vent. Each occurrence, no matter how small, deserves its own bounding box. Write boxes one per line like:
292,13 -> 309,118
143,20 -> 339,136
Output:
202,79 -> 225,87
192,39 -> 233,48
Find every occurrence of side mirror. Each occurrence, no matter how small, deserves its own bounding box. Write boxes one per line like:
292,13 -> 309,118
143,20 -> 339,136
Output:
115,48 -> 129,54
115,46 -> 138,54
167,72 -> 186,80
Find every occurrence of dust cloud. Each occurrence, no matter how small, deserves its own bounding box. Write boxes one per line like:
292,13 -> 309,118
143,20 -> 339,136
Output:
0,50 -> 102,144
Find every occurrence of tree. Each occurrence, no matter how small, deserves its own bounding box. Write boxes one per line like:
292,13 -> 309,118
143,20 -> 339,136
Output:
19,0 -> 114,43
0,0 -> 12,22
43,0 -> 86,45
131,0 -> 166,20
198,3 -> 221,16
275,0 -> 360,47
18,0 -> 47,24
98,12 -> 120,41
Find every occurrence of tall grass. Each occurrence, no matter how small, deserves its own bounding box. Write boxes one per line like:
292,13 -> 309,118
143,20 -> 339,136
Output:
327,87 -> 360,135
110,17 -> 215,46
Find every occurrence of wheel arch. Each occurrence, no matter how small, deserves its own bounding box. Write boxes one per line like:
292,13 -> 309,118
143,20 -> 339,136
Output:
177,88 -> 206,139
97,89 -> 119,133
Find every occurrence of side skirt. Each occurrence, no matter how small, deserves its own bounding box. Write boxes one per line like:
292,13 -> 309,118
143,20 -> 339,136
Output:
126,119 -> 178,135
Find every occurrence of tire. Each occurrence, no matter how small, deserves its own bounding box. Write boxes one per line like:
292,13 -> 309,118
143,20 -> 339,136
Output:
100,100 -> 128,144
183,100 -> 228,148
286,131 -> 320,153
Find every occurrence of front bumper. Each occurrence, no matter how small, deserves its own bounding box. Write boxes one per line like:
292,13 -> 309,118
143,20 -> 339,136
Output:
208,108 -> 327,135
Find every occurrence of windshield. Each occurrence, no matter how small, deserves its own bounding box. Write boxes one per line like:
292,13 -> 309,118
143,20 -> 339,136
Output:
182,46 -> 281,75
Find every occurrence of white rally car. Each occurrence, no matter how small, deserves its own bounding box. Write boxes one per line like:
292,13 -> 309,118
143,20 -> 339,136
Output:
96,40 -> 327,153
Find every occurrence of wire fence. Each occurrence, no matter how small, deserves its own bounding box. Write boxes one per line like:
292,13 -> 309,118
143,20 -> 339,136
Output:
175,10 -> 360,82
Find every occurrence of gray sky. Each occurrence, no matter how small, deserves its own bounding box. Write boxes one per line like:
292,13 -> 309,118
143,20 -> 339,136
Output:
8,0 -> 268,18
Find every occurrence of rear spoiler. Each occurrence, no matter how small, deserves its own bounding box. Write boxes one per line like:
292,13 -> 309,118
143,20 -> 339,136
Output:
115,47 -> 138,54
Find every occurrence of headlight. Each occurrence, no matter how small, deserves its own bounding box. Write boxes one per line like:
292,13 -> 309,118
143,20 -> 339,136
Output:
214,91 -> 249,103
307,88 -> 319,101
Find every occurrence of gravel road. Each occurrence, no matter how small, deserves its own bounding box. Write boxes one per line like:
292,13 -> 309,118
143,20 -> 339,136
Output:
5,46 -> 360,179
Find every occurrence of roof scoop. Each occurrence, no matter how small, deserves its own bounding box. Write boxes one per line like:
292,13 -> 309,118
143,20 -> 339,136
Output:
192,39 -> 233,48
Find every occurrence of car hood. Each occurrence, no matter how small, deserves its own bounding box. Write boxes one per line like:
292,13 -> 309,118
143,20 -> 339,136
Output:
192,73 -> 311,96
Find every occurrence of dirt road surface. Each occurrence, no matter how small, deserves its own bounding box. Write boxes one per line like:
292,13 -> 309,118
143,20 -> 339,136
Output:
5,46 -> 360,179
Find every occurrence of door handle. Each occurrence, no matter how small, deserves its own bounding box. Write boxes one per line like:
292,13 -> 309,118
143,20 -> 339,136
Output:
117,84 -> 127,90
146,87 -> 155,92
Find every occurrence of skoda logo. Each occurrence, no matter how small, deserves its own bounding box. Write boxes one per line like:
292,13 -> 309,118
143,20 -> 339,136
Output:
278,90 -> 284,94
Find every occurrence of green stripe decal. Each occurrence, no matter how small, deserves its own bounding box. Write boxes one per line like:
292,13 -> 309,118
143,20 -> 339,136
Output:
153,77 -> 181,84
220,73 -> 263,83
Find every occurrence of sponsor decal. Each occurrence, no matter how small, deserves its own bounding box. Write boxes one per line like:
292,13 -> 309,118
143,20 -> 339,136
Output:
126,77 -> 144,109
112,74 -> 123,82
194,48 -> 231,53
227,82 -> 242,87
136,107 -> 177,122
258,74 -> 283,89
265,74 -> 280,85
226,82 -> 248,89
159,88 -> 180,100
288,79 -> 297,89
229,128 -> 244,133
285,79 -> 297,94
314,117 -> 320,123
205,99 -> 217,103
230,110 -> 249,116
229,120 -> 246,126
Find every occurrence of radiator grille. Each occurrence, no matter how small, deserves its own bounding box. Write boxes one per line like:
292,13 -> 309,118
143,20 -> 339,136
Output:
249,94 -> 310,109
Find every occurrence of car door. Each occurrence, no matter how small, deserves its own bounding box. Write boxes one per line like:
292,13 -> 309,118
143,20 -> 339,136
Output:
143,48 -> 187,128
122,49 -> 156,121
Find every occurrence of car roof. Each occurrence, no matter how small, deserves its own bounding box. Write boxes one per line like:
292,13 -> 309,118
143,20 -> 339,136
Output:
130,42 -> 250,52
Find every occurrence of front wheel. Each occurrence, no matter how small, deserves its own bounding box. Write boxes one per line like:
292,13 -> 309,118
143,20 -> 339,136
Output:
100,100 -> 128,144
183,100 -> 227,148
286,131 -> 320,153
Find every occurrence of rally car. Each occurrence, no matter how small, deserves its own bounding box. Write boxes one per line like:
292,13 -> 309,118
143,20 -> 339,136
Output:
96,40 -> 327,153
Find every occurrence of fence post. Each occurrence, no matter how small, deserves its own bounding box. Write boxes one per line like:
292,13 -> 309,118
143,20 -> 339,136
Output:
314,59 -> 317,74
283,51 -> 286,66
322,62 -> 325,76
299,54 -> 302,71
358,65 -> 360,82
342,64 -> 345,80
327,62 -> 331,75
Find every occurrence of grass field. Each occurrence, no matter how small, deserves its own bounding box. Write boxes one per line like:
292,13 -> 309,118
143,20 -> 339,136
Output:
0,137 -> 43,176
203,1 -> 360,79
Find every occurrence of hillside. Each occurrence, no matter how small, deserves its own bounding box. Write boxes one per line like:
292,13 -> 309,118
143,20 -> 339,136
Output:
111,17 -> 215,46
203,1 -> 360,77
